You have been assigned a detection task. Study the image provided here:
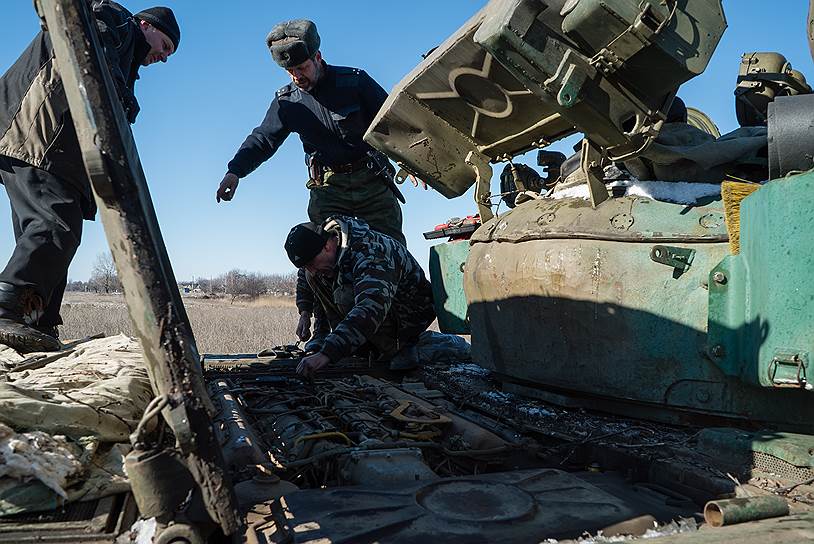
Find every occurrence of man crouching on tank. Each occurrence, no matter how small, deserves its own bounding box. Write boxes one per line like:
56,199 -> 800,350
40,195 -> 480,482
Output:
284,217 -> 435,377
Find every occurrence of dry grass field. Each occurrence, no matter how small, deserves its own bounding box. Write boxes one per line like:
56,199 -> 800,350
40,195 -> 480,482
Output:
60,292 -> 300,354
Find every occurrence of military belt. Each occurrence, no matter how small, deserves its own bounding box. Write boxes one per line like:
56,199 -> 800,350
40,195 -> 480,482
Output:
325,156 -> 371,174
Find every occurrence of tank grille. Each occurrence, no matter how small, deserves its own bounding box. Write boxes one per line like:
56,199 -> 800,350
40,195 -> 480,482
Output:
0,494 -> 131,543
0,500 -> 98,525
752,451 -> 814,483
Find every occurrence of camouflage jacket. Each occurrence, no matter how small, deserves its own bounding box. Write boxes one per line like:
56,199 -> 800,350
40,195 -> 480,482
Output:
317,217 -> 435,362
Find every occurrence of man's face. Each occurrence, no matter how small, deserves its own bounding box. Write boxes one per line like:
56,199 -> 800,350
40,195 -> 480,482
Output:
304,236 -> 337,276
286,51 -> 323,91
138,20 -> 175,66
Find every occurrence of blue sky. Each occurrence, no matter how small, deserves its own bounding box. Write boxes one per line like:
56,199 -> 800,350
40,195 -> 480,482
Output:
1,1 -> 812,282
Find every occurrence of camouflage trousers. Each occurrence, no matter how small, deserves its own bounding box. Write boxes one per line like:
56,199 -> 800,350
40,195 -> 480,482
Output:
306,167 -> 405,246
305,273 -> 433,361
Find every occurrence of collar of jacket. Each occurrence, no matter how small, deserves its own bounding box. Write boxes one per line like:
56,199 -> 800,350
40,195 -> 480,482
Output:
323,217 -> 350,267
128,22 -> 150,83
310,61 -> 334,94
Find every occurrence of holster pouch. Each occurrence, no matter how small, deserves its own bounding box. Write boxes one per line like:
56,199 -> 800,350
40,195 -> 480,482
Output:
307,154 -> 326,186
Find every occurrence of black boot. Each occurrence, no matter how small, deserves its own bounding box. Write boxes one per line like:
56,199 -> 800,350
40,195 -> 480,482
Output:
35,324 -> 60,340
0,282 -> 60,353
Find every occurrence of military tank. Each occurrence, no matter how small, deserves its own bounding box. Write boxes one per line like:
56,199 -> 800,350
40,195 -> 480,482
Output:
365,0 -> 814,527
6,1 -> 814,543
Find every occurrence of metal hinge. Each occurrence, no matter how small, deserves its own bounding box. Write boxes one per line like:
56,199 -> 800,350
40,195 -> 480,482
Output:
591,48 -> 624,75
768,351 -> 812,390
589,1 -> 675,75
650,245 -> 695,277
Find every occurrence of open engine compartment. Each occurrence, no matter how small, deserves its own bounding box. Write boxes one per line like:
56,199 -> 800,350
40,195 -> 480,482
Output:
202,353 -> 759,543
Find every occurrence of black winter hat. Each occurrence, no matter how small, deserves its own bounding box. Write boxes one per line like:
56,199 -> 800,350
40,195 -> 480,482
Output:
266,19 -> 320,68
135,7 -> 181,51
285,222 -> 330,268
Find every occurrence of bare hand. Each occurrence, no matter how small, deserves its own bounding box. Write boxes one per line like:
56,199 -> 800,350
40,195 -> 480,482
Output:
409,174 -> 428,190
216,172 -> 239,203
296,311 -> 312,342
297,352 -> 330,377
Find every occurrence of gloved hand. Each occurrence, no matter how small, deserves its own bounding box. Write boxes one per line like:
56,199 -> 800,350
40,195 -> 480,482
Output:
296,311 -> 312,341
216,172 -> 240,202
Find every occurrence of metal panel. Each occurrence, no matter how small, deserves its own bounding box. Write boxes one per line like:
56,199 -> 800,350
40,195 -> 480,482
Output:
365,0 -> 725,199
708,170 -> 814,391
429,241 -> 471,334
36,0 -> 239,534
464,196 -> 814,431
768,95 -> 814,178
365,9 -> 573,198
266,469 -> 686,543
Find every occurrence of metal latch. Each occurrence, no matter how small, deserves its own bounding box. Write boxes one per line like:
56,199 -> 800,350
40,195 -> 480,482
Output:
768,351 -> 812,390
650,245 -> 695,277
590,0 -> 676,75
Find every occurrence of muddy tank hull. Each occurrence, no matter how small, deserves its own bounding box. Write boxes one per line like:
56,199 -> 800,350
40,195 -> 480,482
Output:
460,194 -> 814,432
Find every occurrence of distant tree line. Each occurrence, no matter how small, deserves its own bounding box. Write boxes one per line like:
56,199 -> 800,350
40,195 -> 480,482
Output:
184,269 -> 297,302
65,253 -> 296,300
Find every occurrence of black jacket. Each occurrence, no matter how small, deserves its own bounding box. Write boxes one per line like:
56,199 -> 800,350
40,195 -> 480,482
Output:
227,63 -> 388,177
0,0 -> 148,217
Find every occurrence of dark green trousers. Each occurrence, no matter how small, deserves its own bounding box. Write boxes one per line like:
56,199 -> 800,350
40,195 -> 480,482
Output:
307,167 -> 405,245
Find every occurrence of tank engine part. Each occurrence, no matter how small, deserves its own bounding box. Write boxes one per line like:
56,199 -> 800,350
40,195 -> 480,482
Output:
209,379 -> 269,472
124,448 -> 195,519
340,448 -> 438,485
227,374 -> 518,489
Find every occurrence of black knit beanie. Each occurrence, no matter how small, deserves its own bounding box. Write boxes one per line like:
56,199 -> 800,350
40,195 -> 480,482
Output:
135,7 -> 180,51
285,222 -> 330,268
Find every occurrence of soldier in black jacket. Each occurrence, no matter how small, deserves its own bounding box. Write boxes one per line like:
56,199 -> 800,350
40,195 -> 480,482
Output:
217,19 -> 410,353
0,2 -> 180,353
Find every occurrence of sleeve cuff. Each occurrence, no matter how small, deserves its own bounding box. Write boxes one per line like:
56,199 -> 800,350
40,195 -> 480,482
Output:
320,339 -> 344,363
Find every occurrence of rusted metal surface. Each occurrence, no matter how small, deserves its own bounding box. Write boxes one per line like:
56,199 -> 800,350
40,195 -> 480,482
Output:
704,496 -> 790,527
37,0 -> 238,534
463,196 -> 814,432
0,495 -> 137,543
470,196 -> 729,243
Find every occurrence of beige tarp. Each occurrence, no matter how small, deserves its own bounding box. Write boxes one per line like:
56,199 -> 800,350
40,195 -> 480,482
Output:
0,335 -> 152,515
